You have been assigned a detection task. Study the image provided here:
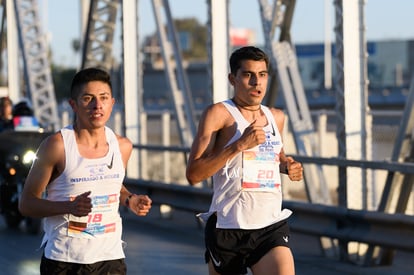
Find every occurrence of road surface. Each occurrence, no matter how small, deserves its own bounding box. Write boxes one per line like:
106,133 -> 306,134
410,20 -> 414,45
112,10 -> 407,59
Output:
0,206 -> 412,274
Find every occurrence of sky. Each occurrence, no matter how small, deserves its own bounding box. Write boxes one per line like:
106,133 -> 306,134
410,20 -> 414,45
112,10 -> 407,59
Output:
43,0 -> 414,67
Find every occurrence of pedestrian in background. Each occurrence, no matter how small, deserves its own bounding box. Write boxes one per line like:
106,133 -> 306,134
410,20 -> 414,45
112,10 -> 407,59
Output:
0,96 -> 13,131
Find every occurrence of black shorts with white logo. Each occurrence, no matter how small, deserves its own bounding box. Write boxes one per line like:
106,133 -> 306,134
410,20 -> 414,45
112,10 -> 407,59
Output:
204,213 -> 291,275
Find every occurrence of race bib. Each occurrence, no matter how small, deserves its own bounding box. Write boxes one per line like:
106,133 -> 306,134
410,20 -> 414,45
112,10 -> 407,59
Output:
68,194 -> 119,238
242,146 -> 281,192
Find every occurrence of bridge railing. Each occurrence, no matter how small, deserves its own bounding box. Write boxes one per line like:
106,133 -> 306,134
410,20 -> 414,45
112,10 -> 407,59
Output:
126,145 -> 414,254
124,178 -> 414,252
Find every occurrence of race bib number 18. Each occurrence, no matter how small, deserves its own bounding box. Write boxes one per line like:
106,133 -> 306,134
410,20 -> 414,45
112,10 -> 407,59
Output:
67,194 -> 118,238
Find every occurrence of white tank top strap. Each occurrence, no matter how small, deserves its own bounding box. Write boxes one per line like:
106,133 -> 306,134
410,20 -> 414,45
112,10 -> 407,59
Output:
222,99 -> 249,126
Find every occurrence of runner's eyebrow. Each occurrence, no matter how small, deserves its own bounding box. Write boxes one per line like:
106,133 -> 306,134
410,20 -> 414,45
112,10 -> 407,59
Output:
240,70 -> 268,74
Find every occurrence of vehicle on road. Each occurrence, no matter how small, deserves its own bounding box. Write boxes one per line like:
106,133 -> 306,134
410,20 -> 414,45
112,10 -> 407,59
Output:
0,102 -> 51,234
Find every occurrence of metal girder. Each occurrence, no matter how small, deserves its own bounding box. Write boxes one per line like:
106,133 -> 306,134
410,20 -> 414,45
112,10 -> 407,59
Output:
3,0 -> 19,101
81,0 -> 119,71
13,0 -> 59,131
333,0 -> 372,262
151,0 -> 197,147
333,0 -> 346,208
122,0 -> 141,179
259,0 -> 330,205
365,76 -> 414,266
378,79 -> 414,214
207,0 -> 229,103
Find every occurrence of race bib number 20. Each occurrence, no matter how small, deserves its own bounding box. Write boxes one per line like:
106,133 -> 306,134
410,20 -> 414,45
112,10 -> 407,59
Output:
242,150 -> 281,191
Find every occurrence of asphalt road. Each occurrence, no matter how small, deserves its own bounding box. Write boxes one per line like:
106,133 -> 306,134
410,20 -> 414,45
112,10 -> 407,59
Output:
0,206 -> 412,275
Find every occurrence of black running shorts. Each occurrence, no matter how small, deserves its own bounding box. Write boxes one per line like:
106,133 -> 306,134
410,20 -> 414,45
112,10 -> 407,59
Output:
204,213 -> 291,274
40,254 -> 127,275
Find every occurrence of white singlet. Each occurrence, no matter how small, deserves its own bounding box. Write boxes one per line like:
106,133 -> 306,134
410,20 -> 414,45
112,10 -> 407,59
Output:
198,99 -> 292,229
41,125 -> 126,264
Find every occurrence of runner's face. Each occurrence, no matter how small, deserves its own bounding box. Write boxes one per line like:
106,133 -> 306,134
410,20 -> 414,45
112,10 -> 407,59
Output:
71,81 -> 114,128
1,101 -> 12,119
229,59 -> 268,105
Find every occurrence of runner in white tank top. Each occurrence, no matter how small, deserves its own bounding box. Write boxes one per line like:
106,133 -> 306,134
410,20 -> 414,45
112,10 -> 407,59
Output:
198,99 -> 292,230
41,125 -> 126,263
19,68 -> 152,274
186,46 -> 303,275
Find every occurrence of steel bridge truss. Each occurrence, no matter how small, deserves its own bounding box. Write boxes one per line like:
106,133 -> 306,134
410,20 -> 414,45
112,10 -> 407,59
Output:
13,0 -> 59,130
6,0 -> 414,266
258,0 -> 331,205
81,0 -> 119,71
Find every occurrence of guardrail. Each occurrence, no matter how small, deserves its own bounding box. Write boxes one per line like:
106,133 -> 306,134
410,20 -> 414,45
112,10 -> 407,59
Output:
133,143 -> 414,172
129,144 -> 414,266
124,178 -> 414,253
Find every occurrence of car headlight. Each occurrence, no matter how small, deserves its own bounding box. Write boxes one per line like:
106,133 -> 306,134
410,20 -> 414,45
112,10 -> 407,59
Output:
22,150 -> 37,165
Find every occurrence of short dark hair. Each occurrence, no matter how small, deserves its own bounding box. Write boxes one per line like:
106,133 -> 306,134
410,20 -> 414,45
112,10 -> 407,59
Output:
0,97 -> 12,108
70,67 -> 112,100
229,46 -> 269,75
